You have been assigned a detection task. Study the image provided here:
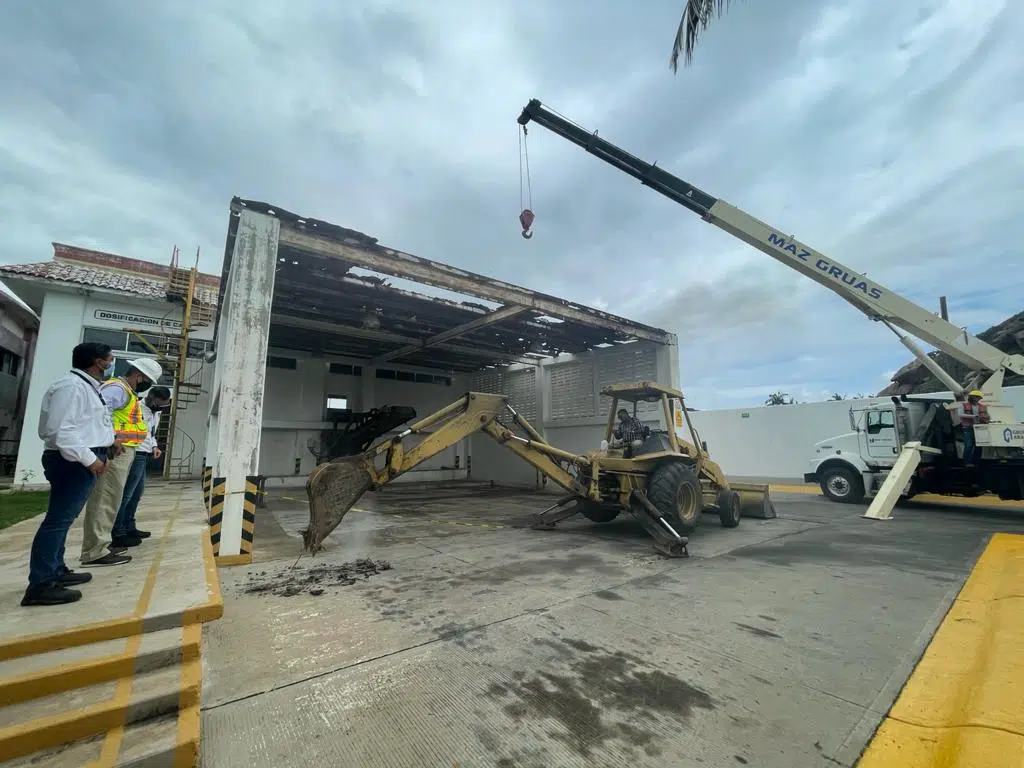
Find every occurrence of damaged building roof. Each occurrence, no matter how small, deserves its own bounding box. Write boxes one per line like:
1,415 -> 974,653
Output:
0,244 -> 220,307
221,197 -> 675,373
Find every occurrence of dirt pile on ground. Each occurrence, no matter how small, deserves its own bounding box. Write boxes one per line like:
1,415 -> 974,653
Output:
243,557 -> 392,597
878,310 -> 1024,396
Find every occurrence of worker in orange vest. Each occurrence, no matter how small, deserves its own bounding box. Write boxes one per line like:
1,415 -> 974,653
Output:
945,389 -> 989,466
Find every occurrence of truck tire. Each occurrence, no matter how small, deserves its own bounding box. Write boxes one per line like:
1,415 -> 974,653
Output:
580,501 -> 620,523
716,488 -> 741,528
819,465 -> 865,504
647,461 -> 702,534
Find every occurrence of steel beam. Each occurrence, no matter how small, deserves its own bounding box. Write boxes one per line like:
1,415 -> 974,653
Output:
272,313 -> 539,366
371,304 -> 528,365
276,226 -> 673,344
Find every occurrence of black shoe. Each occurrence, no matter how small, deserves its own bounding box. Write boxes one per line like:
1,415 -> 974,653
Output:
111,535 -> 143,548
22,583 -> 83,606
82,553 -> 133,567
57,569 -> 93,586
109,545 -> 128,555
128,529 -> 151,539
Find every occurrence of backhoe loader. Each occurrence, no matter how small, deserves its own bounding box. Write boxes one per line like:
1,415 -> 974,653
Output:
304,381 -> 774,558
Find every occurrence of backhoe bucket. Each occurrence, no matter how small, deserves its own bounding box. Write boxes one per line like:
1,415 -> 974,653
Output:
730,482 -> 777,520
303,456 -> 374,553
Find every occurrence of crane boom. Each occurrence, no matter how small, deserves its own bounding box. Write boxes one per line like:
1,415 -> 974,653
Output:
517,99 -> 1024,384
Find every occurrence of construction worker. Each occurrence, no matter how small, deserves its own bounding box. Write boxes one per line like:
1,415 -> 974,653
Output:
945,389 -> 990,466
111,385 -> 171,548
611,407 -> 647,456
79,357 -> 163,568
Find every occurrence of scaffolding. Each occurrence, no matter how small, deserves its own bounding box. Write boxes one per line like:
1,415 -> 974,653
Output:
127,246 -> 214,480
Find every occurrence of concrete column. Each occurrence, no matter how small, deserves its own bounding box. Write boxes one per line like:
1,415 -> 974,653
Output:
14,291 -> 87,488
210,210 -> 279,558
656,334 -> 681,390
360,366 -> 376,411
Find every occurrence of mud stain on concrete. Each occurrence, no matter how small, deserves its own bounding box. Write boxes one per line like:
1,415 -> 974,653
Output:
487,637 -> 713,759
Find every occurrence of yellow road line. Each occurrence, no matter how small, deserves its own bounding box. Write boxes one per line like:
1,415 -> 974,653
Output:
856,533 -> 1024,766
91,502 -> 180,766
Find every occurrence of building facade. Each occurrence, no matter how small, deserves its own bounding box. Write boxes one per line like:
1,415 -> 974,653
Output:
0,244 -> 218,488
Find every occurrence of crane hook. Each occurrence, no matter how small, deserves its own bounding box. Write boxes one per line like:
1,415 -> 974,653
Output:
519,208 -> 535,239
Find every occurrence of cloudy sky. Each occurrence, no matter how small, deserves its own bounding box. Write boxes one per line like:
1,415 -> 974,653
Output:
2,0 -> 1021,409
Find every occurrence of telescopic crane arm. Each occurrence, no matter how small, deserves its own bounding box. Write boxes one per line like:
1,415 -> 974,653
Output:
517,99 -> 1024,395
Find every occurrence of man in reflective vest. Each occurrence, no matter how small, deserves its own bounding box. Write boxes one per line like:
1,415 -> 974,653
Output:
946,389 -> 990,466
79,357 -> 164,567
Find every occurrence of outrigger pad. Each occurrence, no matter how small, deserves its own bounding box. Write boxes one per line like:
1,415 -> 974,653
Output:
303,457 -> 374,553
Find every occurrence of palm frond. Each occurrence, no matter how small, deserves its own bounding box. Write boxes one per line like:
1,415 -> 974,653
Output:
669,0 -> 734,72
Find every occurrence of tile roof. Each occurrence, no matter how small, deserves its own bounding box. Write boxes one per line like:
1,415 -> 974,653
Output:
0,243 -> 220,307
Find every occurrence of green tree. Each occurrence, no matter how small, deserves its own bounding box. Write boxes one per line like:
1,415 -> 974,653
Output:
670,0 -> 737,72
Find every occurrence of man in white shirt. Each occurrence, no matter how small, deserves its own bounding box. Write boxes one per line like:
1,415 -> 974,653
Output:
22,342 -> 116,607
111,386 -> 171,547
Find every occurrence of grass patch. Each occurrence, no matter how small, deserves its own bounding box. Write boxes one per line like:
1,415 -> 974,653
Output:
0,491 -> 50,530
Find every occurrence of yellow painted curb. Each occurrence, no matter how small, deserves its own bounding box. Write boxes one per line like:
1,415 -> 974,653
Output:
0,524 -> 224,662
215,553 -> 252,567
857,533 -> 1024,767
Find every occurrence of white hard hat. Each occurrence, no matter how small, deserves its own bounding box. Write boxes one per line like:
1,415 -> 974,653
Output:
127,357 -> 163,383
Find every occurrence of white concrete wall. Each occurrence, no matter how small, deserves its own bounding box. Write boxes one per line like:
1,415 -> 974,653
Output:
687,385 -> 1024,479
15,288 -> 216,487
251,347 -> 475,491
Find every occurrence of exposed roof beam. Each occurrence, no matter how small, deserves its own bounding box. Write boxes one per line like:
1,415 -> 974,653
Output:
370,304 -> 528,365
272,313 -> 539,367
275,226 -> 673,345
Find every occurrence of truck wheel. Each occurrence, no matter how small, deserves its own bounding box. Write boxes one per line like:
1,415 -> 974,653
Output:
819,466 -> 865,504
647,461 -> 702,534
580,501 -> 620,523
717,489 -> 741,528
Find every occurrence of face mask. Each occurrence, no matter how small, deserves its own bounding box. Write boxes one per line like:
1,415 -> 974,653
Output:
102,362 -> 115,379
135,380 -> 152,394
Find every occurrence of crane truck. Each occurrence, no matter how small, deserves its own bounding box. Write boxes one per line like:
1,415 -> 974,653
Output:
516,98 -> 1024,520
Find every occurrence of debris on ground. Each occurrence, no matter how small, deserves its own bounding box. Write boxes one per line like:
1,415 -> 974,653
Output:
243,558 -> 392,597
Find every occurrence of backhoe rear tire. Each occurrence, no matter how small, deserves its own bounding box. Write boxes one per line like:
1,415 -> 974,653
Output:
580,502 -> 621,523
647,461 -> 701,534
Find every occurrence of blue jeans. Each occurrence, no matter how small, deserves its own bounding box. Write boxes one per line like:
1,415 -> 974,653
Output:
963,428 -> 977,465
28,448 -> 107,587
113,451 -> 150,538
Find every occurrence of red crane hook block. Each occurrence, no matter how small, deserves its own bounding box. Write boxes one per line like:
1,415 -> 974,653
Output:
519,209 -> 535,239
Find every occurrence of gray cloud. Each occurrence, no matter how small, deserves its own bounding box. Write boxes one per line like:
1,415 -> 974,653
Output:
1,0 -> 1021,409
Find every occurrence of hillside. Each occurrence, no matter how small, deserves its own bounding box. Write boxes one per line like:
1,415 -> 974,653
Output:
878,310 -> 1024,396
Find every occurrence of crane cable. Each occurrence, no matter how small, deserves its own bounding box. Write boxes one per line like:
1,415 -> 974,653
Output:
519,125 -> 535,239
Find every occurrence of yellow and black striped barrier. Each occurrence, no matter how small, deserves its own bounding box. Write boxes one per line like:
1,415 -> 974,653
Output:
208,477 -> 226,557
241,476 -> 259,556
201,465 -> 213,508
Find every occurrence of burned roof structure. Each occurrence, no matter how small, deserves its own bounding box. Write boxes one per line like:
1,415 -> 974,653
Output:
219,197 -> 674,373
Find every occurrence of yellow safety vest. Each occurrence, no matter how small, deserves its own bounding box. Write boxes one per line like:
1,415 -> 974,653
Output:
105,378 -> 148,447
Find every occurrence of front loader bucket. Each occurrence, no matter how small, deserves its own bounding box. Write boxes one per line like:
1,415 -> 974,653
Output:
303,456 -> 374,553
730,482 -> 777,520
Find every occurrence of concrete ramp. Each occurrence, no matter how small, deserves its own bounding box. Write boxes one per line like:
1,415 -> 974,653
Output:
0,483 -> 222,766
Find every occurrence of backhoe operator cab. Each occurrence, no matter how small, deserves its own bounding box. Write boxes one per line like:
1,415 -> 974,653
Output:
805,395 -> 1024,505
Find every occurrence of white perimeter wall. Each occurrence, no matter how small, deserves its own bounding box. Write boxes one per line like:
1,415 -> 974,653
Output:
686,385 -> 1024,480
251,347 -> 474,491
15,289 -> 214,487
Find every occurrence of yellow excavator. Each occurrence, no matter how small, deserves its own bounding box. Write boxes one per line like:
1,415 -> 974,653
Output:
303,381 -> 774,558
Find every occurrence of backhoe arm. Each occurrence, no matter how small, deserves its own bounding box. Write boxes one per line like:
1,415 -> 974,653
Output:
303,391 -> 586,552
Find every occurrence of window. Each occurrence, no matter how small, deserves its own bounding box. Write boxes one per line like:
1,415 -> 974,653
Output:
866,410 -> 895,434
82,327 -> 130,351
325,395 -> 348,413
266,356 -> 297,370
328,363 -> 363,376
0,349 -> 20,376
374,367 -> 451,386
